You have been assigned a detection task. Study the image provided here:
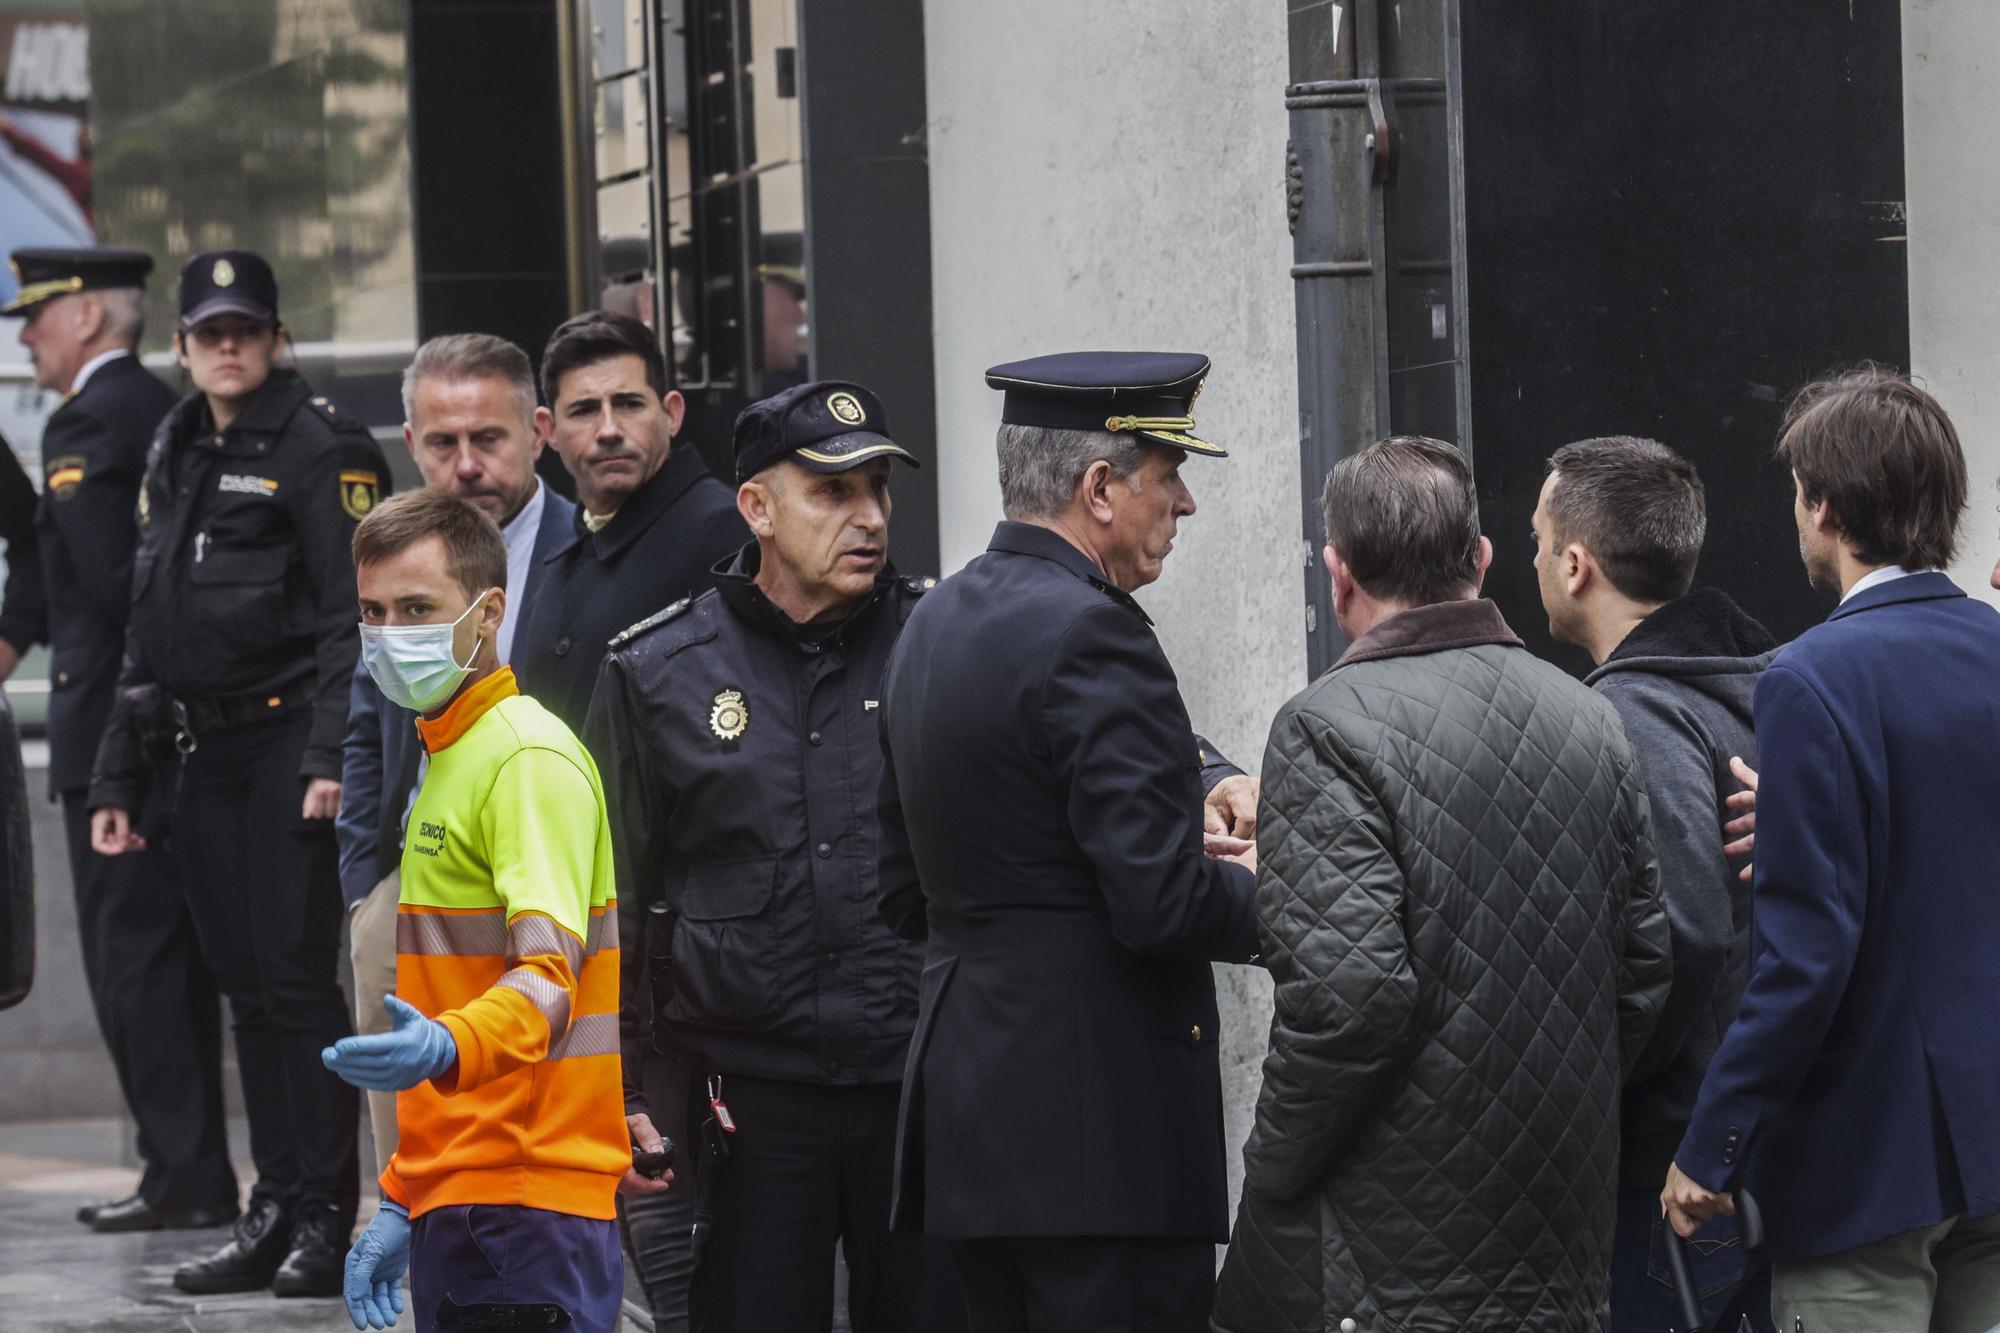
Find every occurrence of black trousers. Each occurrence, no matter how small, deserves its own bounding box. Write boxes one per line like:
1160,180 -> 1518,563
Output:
61,791 -> 236,1211
169,714 -> 358,1222
947,1235 -> 1215,1333
689,1074 -> 960,1333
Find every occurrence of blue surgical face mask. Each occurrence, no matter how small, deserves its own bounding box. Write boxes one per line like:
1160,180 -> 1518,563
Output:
358,592 -> 492,714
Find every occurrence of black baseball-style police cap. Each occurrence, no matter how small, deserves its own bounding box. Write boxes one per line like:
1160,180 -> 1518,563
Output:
983,350 -> 1225,457
733,380 -> 920,484
178,250 -> 279,329
4,246 -> 155,316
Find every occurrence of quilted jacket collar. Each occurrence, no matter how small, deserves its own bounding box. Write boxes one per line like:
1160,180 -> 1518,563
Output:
1333,597 -> 1522,668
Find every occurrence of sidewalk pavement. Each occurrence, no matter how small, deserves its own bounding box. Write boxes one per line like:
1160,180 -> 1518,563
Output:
0,1117 -> 351,1331
0,1118 -> 665,1332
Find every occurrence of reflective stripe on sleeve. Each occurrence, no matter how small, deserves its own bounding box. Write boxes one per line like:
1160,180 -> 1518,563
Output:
397,910 -> 508,959
495,966 -> 572,1036
509,914 -> 585,974
546,1010 -> 619,1061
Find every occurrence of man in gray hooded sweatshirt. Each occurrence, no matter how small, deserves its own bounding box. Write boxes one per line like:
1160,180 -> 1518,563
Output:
1533,436 -> 1778,1333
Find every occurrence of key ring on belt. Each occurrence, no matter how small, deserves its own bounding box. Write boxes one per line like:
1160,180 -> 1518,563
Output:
171,699 -> 197,756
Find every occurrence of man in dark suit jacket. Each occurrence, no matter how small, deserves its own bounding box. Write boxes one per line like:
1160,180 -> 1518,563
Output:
513,311 -> 748,733
877,352 -> 1258,1333
501,312 -> 744,1326
6,246 -> 237,1230
335,334 -> 574,1177
1663,368 -> 2000,1333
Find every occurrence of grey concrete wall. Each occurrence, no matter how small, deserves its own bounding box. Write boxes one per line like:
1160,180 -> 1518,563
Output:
921,1 -> 1302,1208
1903,0 -> 2000,603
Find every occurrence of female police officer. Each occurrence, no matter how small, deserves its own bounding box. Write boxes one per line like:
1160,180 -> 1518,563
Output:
88,250 -> 390,1299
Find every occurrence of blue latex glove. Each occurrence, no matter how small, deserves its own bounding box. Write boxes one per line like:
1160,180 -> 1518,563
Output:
322,994 -> 458,1092
344,1200 -> 410,1330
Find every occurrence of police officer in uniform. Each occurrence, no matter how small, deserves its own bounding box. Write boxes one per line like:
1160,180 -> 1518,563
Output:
88,250 -> 389,1297
5,247 -> 238,1232
875,352 -> 1260,1332
586,381 -> 959,1332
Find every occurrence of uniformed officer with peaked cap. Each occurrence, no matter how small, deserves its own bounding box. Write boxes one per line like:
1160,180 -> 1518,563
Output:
586,379 -> 966,1331
875,350 -> 1260,1332
88,249 -> 391,1299
7,245 -> 240,1234
5,245 -> 154,316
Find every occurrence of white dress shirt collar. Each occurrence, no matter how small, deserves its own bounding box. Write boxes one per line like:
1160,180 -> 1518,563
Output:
1840,564 -> 1924,605
68,347 -> 132,397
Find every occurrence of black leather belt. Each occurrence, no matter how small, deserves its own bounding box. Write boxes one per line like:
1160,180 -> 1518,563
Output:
170,685 -> 310,752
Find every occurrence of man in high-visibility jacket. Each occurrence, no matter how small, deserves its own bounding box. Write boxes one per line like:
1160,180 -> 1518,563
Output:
323,488 -> 664,1332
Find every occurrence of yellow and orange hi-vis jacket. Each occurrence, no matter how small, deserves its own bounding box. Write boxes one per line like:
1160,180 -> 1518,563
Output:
379,666 -> 627,1221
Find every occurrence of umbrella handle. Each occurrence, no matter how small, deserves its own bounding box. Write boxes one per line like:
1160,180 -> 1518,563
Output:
1664,1188 -> 1765,1333
1663,1219 -> 1707,1333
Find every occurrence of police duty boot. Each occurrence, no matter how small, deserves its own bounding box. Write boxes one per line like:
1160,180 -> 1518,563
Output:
270,1202 -> 346,1298
172,1195 -> 291,1294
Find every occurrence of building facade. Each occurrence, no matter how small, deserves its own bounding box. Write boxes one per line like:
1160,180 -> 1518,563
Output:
3,0 -> 2000,1227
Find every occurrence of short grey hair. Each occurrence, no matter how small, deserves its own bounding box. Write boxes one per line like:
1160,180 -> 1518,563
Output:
94,287 -> 146,347
996,423 -> 1149,520
401,333 -> 536,428
1321,435 -> 1482,605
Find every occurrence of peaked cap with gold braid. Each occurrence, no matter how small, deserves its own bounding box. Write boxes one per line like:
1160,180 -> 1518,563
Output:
983,350 -> 1225,457
5,247 -> 155,316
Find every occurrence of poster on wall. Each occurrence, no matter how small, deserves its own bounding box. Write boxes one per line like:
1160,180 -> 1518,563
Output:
0,11 -> 92,262
0,5 -> 91,464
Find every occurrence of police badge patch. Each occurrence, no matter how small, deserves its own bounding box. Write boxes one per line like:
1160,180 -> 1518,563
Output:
709,688 -> 749,741
44,455 -> 86,500
340,469 -> 380,520
827,390 -> 866,426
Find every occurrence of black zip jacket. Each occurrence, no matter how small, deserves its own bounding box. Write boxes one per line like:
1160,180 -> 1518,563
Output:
513,443 -> 748,734
586,546 -> 931,1097
89,368 -> 390,812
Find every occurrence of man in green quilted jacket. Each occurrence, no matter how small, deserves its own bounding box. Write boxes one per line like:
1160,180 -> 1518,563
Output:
1213,435 -> 1672,1333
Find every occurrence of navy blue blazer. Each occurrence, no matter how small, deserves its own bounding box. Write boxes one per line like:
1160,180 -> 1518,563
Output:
1676,572 -> 2000,1260
334,484 -> 575,907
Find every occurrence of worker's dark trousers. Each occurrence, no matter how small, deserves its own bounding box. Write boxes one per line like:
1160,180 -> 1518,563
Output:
170,713 -> 358,1225
411,1204 -> 623,1333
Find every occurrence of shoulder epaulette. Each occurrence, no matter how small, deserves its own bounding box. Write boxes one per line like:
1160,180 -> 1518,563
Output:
608,597 -> 694,649
302,394 -> 369,438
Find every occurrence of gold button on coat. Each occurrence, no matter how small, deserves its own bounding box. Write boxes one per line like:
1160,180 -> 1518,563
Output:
1190,1025 -> 1202,1041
